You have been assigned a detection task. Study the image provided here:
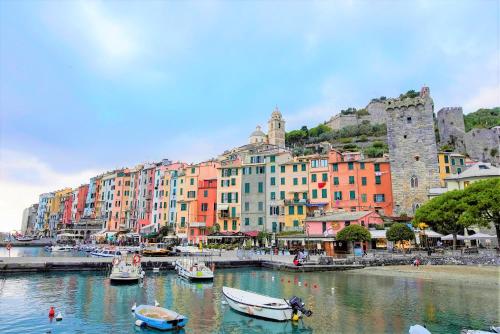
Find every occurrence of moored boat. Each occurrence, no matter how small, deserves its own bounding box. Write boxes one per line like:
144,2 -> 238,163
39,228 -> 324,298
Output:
174,259 -> 214,281
134,305 -> 188,330
109,254 -> 144,283
91,248 -> 122,257
222,286 -> 312,321
47,245 -> 74,252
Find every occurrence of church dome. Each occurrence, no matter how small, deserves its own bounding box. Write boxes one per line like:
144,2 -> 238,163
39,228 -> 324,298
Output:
250,125 -> 266,137
249,125 -> 267,144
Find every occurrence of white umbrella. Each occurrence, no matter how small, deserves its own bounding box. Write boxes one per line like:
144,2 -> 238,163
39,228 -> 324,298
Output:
465,232 -> 495,240
441,234 -> 465,241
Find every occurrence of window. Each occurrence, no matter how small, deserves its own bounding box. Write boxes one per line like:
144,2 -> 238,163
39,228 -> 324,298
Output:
258,217 -> 263,225
293,165 -> 298,172
256,166 -> 265,174
270,156 -> 275,163
181,203 -> 187,211
459,158 -> 464,165
204,190 -> 208,197
374,163 -> 380,172
457,167 -> 462,174
334,191 -> 342,200
270,177 -> 276,186
321,189 -> 327,198
244,202 -> 250,212
293,178 -> 298,185
280,177 -> 285,185
223,220 -> 228,230
361,177 -> 367,186
297,205 -> 303,215
302,177 -> 307,185
345,221 -> 351,226
270,192 -> 276,200
411,176 -> 418,188
258,202 -> 263,211
348,162 -> 354,170
289,206 -> 295,215
360,162 -> 365,170
258,182 -> 264,193
333,177 -> 339,185
190,178 -> 194,185
301,163 -> 306,171
270,165 -> 276,173
244,183 -> 250,193
181,217 -> 186,227
374,194 -> 385,202
445,166 -> 450,173
311,174 -> 317,182
280,165 -> 285,173
332,163 -> 338,171
187,191 -> 196,198
232,220 -> 237,230
293,192 -> 299,201
280,191 -> 285,200
406,116 -> 412,124
201,203 -> 208,211
245,218 -> 250,226
191,167 -> 195,174
312,189 -> 318,199
451,158 -> 456,166
322,173 -> 328,182
349,191 -> 356,200
375,176 -> 381,185
361,194 -> 367,202
293,220 -> 299,227
349,176 -> 355,184
272,222 -> 277,232
444,155 -> 449,163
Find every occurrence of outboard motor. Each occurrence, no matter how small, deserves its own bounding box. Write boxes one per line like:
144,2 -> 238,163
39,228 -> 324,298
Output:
289,296 -> 313,317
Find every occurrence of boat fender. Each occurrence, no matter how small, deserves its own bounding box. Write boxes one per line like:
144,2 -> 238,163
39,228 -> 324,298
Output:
292,314 -> 300,322
48,306 -> 55,317
133,254 -> 141,265
155,300 -> 160,307
55,313 -> 63,321
135,320 -> 145,327
131,303 -> 136,312
112,258 -> 120,266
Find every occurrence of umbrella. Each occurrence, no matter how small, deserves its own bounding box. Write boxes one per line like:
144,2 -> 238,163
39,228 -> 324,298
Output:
409,325 -> 431,334
441,234 -> 465,241
465,232 -> 495,240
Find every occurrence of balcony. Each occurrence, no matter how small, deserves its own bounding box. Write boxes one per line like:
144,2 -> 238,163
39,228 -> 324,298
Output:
284,199 -> 307,206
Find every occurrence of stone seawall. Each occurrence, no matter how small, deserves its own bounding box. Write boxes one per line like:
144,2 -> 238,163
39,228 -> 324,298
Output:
342,254 -> 500,266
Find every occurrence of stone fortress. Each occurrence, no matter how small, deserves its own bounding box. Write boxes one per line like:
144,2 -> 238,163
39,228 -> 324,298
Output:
437,107 -> 499,165
326,99 -> 387,130
385,87 -> 441,215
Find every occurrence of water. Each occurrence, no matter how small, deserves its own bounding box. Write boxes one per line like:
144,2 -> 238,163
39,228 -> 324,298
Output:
0,268 -> 497,333
0,246 -> 88,257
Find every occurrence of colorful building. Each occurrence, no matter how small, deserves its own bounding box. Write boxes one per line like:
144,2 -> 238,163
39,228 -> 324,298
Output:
279,156 -> 309,232
437,152 -> 466,186
217,157 -> 242,233
329,151 -> 394,216
307,154 -> 331,214
75,184 -> 89,223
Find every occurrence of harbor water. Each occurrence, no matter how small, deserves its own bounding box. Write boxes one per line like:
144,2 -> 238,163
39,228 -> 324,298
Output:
0,268 -> 497,333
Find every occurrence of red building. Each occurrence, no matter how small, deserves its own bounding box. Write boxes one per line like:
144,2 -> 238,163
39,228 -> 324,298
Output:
75,184 -> 89,222
190,178 -> 218,243
328,150 -> 393,216
62,194 -> 73,225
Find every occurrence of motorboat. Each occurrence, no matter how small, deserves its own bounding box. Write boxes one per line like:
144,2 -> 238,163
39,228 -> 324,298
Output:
461,327 -> 500,334
142,243 -> 175,257
174,259 -> 214,281
46,245 -> 74,252
222,286 -> 312,321
134,305 -> 188,330
109,255 -> 144,283
91,248 -> 122,257
16,236 -> 34,242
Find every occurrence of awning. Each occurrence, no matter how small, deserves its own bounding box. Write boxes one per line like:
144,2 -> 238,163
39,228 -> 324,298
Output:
190,222 -> 206,228
441,234 -> 465,241
370,230 -> 386,239
306,202 -> 329,207
140,224 -> 155,233
177,233 -> 187,239
217,204 -> 229,211
465,232 -> 495,240
419,230 -> 443,238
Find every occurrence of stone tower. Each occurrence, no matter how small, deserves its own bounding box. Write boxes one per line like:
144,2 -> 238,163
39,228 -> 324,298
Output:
268,106 -> 285,148
385,86 -> 441,215
437,107 -> 466,153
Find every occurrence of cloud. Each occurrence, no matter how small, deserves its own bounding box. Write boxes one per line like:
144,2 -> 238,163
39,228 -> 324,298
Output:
463,84 -> 500,112
0,149 -> 99,232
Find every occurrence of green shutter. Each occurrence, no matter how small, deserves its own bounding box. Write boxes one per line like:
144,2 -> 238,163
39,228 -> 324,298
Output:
312,189 -> 318,198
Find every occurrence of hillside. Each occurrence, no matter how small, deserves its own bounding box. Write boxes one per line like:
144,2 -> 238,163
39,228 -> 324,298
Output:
464,107 -> 500,132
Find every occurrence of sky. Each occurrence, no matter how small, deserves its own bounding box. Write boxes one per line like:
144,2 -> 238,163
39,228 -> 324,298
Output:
0,0 -> 499,232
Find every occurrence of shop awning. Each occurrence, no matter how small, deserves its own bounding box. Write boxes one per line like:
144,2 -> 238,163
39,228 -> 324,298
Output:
217,204 -> 229,211
305,202 -> 329,207
370,230 -> 386,239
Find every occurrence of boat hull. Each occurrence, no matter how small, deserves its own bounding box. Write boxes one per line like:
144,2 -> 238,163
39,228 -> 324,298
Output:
134,305 -> 188,330
222,287 -> 293,321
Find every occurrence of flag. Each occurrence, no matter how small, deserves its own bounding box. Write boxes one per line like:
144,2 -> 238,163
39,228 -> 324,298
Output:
318,182 -> 326,189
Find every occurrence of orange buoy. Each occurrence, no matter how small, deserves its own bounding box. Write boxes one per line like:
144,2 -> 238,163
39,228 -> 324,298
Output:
49,306 -> 55,317
304,282 -> 308,287
313,284 -> 318,289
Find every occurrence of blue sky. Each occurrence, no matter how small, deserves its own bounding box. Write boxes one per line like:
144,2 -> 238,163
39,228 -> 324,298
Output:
1,0 -> 499,231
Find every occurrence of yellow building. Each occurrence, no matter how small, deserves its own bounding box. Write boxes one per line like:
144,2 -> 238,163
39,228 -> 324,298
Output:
438,152 -> 466,186
176,165 -> 199,239
216,158 -> 242,233
279,157 -> 309,231
48,188 -> 72,236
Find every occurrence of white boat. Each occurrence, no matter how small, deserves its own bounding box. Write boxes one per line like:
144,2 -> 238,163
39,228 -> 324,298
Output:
91,249 -> 122,257
16,236 -> 34,242
174,259 -> 214,281
222,286 -> 312,321
48,245 -> 74,252
109,255 -> 144,283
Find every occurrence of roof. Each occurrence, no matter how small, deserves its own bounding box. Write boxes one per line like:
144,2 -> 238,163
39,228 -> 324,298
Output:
305,211 -> 373,222
429,187 -> 448,195
445,162 -> 500,180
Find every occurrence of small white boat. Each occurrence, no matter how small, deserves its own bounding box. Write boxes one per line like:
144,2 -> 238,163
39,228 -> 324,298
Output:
16,236 -> 34,242
134,305 -> 188,330
48,245 -> 74,252
91,249 -> 122,257
174,259 -> 214,281
109,255 -> 143,283
222,286 -> 312,321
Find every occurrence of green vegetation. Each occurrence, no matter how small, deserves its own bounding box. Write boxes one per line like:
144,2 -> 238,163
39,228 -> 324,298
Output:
399,89 -> 419,99
386,223 -> 415,243
464,107 -> 500,132
336,225 -> 371,255
439,144 -> 454,152
414,180 -> 500,249
363,140 -> 389,158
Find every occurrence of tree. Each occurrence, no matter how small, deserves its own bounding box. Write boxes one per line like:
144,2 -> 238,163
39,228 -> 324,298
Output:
461,178 -> 500,246
414,190 -> 479,250
386,223 -> 415,252
308,124 -> 331,138
336,225 -> 371,255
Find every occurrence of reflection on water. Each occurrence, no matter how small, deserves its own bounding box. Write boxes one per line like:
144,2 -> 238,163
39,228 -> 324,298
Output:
0,268 -> 497,333
0,246 -> 89,257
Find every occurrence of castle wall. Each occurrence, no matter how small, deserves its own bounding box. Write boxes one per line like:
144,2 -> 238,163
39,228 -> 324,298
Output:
365,101 -> 387,124
437,107 -> 466,153
326,114 -> 359,131
385,88 -> 440,215
464,127 -> 500,165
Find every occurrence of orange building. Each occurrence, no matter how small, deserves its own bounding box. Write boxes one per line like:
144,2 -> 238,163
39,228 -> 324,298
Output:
328,150 -> 393,216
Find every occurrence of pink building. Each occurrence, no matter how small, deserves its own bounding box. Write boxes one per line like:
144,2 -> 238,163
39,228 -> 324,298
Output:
62,194 -> 73,225
304,210 -> 383,255
75,184 -> 89,223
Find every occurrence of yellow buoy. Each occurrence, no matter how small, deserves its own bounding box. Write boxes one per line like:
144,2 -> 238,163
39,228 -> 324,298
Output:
292,314 -> 300,321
